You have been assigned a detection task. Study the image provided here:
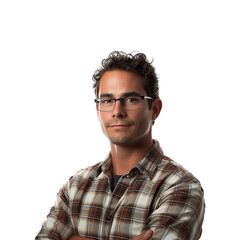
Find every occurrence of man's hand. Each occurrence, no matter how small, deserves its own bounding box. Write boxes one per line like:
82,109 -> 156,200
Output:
69,236 -> 91,240
69,229 -> 154,240
133,230 -> 154,240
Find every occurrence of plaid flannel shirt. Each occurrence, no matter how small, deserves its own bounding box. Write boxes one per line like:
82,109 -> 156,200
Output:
36,140 -> 205,240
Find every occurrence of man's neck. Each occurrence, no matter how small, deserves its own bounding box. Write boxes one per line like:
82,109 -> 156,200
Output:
110,139 -> 154,175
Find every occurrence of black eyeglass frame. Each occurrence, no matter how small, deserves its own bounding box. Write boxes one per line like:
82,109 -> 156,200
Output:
94,96 -> 154,112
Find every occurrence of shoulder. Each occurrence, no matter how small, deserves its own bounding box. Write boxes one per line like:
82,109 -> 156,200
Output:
69,161 -> 102,185
59,161 -> 103,199
56,161 -> 103,203
154,155 -> 204,195
151,156 -> 205,214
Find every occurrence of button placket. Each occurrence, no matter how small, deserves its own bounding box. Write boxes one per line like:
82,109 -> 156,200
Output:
106,212 -> 112,221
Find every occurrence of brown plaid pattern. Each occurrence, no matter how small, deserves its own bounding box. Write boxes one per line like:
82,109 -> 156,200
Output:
36,140 -> 205,240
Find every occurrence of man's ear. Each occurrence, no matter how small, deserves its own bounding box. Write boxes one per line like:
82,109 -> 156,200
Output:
152,98 -> 162,122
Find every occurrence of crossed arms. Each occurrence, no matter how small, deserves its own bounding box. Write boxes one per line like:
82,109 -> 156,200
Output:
36,179 -> 204,239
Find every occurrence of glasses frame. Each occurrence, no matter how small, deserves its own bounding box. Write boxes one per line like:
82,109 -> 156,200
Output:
94,95 -> 154,112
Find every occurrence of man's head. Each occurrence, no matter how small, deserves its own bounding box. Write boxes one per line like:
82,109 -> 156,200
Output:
93,51 -> 162,147
93,51 -> 159,105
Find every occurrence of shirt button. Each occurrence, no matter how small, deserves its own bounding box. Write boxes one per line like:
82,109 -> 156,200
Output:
106,213 -> 112,221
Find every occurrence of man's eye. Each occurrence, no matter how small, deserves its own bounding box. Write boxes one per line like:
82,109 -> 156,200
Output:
125,97 -> 138,103
101,99 -> 113,104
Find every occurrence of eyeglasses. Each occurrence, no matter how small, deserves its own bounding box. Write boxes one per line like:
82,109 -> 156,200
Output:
94,96 -> 154,112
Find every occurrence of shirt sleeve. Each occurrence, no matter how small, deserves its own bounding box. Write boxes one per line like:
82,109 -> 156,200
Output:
146,180 -> 205,240
35,180 -> 74,240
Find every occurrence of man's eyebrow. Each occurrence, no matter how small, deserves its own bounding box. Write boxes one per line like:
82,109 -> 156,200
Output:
99,93 -> 113,98
122,92 -> 141,97
99,92 -> 141,98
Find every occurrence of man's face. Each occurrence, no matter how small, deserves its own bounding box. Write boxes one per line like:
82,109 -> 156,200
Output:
97,70 -> 154,147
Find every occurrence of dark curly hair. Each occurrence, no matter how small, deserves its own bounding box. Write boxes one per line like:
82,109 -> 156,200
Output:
92,51 -> 159,106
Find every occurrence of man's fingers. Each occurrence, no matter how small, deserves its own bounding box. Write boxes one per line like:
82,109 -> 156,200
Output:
69,236 -> 91,240
70,231 -> 154,240
133,230 -> 154,240
143,230 -> 154,238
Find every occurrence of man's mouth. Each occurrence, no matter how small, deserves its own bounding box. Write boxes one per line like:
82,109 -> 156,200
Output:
109,124 -> 130,128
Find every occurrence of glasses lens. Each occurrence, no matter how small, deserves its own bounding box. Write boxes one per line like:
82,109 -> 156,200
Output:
98,98 -> 115,111
123,96 -> 142,110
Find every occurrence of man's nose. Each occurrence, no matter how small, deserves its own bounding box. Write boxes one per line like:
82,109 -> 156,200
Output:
112,100 -> 126,118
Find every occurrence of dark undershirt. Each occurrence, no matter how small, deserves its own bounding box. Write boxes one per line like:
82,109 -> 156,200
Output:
113,174 -> 122,188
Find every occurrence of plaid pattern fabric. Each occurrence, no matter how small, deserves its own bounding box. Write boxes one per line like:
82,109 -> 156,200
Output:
36,140 -> 205,240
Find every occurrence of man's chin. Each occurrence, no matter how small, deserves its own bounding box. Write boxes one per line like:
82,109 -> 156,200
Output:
108,136 -> 132,146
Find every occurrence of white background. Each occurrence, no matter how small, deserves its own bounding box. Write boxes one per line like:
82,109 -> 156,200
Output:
0,0 -> 239,239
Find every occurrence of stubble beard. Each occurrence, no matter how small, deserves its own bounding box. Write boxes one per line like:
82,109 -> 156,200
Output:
108,135 -> 133,146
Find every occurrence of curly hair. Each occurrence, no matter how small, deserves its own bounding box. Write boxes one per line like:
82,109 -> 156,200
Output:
92,51 -> 159,104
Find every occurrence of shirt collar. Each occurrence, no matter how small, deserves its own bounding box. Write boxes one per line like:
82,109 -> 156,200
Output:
135,140 -> 163,179
97,140 -> 164,179
96,153 -> 112,177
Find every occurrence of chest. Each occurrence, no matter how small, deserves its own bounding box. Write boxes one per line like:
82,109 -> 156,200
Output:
69,173 -> 157,239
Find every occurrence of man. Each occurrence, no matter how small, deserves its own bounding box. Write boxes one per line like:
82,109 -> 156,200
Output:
36,51 -> 205,240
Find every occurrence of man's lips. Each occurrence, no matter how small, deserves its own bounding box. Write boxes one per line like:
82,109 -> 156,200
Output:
109,124 -> 131,128
107,121 -> 134,128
